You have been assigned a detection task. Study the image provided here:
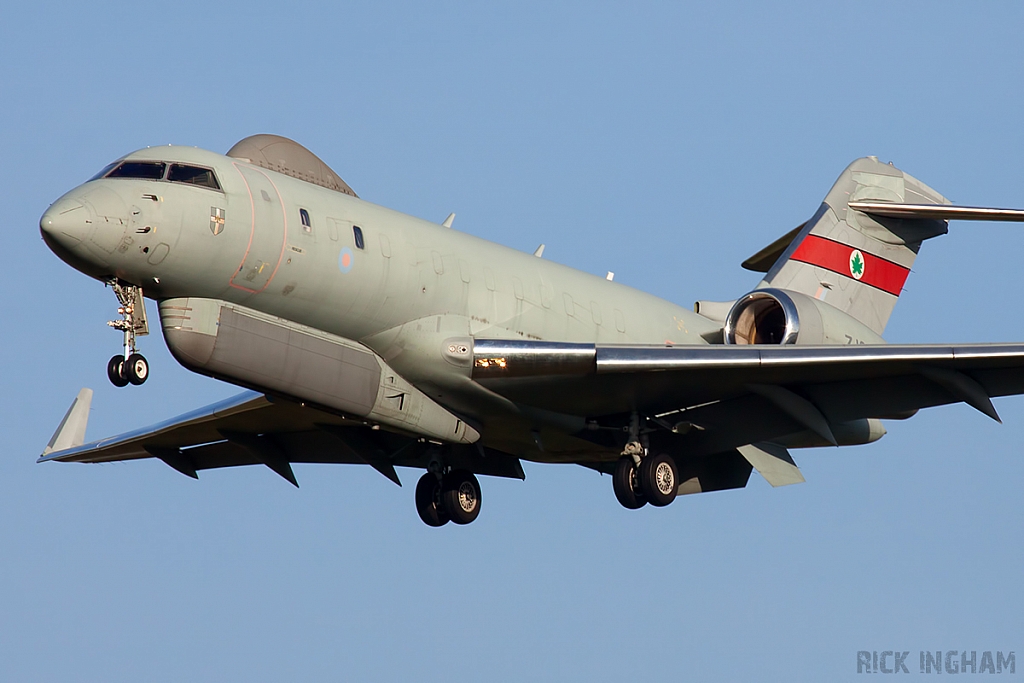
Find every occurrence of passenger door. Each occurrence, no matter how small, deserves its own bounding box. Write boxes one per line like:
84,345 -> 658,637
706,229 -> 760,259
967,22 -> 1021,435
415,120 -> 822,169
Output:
230,164 -> 287,293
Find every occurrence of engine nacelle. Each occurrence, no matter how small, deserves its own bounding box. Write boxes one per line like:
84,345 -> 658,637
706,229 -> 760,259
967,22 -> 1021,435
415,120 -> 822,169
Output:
723,288 -> 885,345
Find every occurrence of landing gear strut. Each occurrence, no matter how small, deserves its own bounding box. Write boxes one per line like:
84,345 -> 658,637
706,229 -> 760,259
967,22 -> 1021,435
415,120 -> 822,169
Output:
612,412 -> 679,510
415,464 -> 482,527
106,280 -> 149,387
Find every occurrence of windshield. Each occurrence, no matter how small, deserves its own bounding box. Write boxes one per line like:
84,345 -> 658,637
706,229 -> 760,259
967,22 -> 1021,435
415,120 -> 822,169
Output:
89,161 -> 120,181
93,160 -> 222,191
105,161 -> 166,180
167,164 -> 220,190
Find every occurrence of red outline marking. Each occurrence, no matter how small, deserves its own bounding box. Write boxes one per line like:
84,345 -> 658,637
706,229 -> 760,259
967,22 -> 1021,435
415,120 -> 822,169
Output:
260,170 -> 289,291
228,162 -> 258,292
228,163 -> 288,294
790,234 -> 910,297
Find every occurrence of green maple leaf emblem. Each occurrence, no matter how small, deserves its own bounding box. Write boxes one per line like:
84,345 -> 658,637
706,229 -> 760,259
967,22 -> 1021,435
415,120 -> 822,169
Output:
850,252 -> 864,277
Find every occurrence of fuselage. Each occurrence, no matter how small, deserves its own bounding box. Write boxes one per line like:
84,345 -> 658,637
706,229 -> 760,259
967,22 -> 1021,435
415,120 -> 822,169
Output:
40,143 -> 719,462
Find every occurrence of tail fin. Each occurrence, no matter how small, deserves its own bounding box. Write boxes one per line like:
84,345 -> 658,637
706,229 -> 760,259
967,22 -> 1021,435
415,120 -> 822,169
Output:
754,157 -> 949,335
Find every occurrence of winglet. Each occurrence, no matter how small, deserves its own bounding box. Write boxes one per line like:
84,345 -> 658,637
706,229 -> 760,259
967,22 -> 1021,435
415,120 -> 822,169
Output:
41,388 -> 93,458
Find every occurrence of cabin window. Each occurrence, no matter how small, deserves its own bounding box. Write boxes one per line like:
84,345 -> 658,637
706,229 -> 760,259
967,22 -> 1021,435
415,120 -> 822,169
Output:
353,225 -> 365,249
167,164 -> 221,190
563,293 -> 576,317
299,208 -> 312,233
105,161 -> 166,180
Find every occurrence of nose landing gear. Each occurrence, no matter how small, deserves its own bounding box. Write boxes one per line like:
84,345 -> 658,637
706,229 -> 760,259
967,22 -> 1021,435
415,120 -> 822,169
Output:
105,280 -> 150,387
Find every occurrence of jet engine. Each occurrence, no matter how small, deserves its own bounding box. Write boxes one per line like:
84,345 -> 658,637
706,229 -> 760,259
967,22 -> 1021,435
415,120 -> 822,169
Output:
723,288 -> 885,345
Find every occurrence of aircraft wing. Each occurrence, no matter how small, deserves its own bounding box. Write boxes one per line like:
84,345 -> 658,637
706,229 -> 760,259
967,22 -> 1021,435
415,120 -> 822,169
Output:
39,390 -> 525,486
472,340 -> 1024,458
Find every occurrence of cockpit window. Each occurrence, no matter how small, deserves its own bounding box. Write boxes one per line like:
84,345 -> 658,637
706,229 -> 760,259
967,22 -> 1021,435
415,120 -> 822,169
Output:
89,161 -> 120,181
105,161 -> 166,180
168,164 -> 221,190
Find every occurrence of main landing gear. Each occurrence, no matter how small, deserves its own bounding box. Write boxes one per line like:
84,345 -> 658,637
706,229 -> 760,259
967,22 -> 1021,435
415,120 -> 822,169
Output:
612,413 -> 679,510
415,465 -> 482,527
105,280 -> 150,387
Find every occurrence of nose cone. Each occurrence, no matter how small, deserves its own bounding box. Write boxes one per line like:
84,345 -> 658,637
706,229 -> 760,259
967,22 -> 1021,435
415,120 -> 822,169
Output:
40,196 -> 91,249
40,194 -> 113,279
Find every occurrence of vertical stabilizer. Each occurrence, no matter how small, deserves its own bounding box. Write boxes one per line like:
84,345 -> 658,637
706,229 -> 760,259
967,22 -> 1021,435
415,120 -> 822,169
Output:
759,158 -> 949,335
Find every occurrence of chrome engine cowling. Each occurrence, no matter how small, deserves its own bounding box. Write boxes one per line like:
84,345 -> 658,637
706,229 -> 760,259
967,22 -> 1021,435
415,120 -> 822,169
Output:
723,288 -> 885,345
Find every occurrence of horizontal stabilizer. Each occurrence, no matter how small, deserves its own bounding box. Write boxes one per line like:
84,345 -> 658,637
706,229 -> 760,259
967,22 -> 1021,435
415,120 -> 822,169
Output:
737,443 -> 805,487
42,388 -> 92,457
849,200 -> 1024,222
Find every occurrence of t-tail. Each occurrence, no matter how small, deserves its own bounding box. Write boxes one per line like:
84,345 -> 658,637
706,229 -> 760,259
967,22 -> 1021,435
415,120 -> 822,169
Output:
713,157 -> 1024,343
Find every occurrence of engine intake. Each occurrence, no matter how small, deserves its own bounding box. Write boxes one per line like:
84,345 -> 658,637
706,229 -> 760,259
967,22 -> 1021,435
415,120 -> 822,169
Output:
723,288 -> 885,345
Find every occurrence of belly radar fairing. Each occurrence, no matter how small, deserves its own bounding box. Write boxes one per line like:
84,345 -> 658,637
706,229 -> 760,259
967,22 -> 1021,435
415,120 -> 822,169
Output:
39,136 -> 1024,527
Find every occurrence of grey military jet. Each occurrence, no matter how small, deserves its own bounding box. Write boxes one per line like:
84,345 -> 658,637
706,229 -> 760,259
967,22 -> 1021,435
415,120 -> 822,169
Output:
38,134 -> 1024,526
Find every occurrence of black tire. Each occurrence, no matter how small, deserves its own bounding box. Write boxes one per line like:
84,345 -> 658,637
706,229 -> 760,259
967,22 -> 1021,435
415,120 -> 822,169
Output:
639,452 -> 679,507
612,455 -> 647,509
441,469 -> 481,525
415,473 -> 449,527
125,353 -> 149,385
107,355 -> 129,387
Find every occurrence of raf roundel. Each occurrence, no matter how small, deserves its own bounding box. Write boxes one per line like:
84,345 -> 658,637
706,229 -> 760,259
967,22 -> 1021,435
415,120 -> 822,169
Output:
338,246 -> 354,274
849,249 -> 865,281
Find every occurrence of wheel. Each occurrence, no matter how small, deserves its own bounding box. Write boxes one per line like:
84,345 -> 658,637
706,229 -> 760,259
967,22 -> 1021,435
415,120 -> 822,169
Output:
125,353 -> 149,385
415,473 -> 449,527
441,469 -> 482,525
612,455 -> 647,509
107,355 -> 129,387
639,452 -> 679,507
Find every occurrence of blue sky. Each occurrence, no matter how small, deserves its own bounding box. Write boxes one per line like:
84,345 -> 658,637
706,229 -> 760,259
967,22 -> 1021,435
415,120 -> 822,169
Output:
2,2 -> 1023,681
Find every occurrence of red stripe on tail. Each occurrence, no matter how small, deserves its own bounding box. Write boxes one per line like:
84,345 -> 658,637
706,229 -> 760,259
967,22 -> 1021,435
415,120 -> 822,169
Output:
790,235 -> 910,296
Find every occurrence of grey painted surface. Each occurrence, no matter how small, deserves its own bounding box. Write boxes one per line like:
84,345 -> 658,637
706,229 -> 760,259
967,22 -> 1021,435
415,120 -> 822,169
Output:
760,157 -> 949,335
36,138 -> 1024,488
159,297 -> 478,444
